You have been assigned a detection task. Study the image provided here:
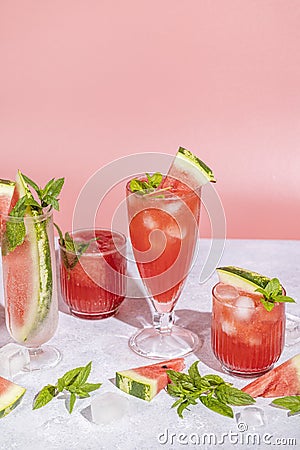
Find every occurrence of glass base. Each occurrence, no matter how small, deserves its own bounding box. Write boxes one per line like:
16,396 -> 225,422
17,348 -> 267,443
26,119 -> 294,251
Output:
129,325 -> 199,359
221,364 -> 273,378
69,307 -> 119,320
23,345 -> 61,371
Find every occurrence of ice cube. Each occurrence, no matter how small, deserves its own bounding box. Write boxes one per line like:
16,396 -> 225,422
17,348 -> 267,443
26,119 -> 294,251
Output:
215,283 -> 239,301
0,343 -> 30,378
285,313 -> 300,347
221,321 -> 236,336
234,296 -> 255,321
91,392 -> 129,425
236,407 -> 266,429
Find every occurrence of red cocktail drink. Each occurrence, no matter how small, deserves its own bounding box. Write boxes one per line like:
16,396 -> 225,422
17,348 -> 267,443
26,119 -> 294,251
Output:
211,283 -> 285,376
126,175 -> 201,358
59,229 -> 127,319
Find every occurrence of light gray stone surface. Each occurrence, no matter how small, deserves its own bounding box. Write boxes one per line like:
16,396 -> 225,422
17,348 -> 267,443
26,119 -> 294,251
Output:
0,239 -> 300,450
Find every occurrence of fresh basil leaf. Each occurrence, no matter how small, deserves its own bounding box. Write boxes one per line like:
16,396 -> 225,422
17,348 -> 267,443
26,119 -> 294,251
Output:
260,297 -> 275,311
273,295 -> 296,303
54,223 -> 65,246
146,172 -> 162,188
33,385 -> 57,410
69,392 -> 76,414
80,382 -> 102,393
62,367 -> 83,386
188,361 -> 201,383
72,361 -> 92,387
200,396 -> 234,418
202,374 -> 225,386
45,177 -> 65,198
272,396 -> 300,414
57,377 -> 65,393
215,384 -> 255,406
21,174 -> 40,195
177,400 -> 191,418
265,278 -> 281,296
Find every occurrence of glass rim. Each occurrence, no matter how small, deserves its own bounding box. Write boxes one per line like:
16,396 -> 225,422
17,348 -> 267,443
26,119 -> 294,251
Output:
212,282 -> 286,309
58,227 -> 127,256
125,174 -> 201,201
0,207 -> 53,223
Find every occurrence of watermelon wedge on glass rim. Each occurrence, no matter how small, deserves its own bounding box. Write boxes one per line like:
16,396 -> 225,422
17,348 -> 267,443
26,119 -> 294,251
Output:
127,147 -> 216,359
1,170 -> 61,371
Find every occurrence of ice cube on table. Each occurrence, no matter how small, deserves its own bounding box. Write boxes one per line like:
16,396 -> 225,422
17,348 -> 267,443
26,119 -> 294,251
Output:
91,392 -> 129,425
234,296 -> 255,321
285,313 -> 300,347
236,406 -> 266,429
215,283 -> 239,301
0,343 -> 30,378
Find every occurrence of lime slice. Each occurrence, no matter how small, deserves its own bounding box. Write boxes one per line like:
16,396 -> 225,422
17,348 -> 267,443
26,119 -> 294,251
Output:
167,146 -> 216,189
216,266 -> 271,294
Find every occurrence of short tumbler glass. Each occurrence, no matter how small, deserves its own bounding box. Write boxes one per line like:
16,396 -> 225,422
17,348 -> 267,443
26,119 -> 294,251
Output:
211,283 -> 285,377
59,229 -> 127,319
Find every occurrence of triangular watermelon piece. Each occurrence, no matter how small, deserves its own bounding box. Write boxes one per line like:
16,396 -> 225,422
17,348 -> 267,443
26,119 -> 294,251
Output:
116,358 -> 185,401
0,376 -> 26,418
242,354 -> 300,398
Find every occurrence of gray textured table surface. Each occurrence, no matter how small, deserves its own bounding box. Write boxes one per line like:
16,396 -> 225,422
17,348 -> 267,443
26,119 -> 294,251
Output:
0,239 -> 300,450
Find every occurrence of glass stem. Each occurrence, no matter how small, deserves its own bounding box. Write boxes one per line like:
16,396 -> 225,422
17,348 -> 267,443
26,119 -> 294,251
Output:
153,311 -> 175,335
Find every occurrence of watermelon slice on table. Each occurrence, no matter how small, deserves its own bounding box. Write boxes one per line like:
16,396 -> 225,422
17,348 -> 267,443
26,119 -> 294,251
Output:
0,376 -> 26,418
242,354 -> 300,398
116,358 -> 185,401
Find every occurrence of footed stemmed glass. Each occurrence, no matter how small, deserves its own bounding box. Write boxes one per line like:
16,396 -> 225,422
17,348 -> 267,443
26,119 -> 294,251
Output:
1,209 -> 61,370
126,176 -> 201,359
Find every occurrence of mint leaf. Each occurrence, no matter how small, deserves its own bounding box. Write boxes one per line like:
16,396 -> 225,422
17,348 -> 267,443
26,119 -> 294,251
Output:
129,172 -> 164,194
21,174 -> 40,195
69,393 -> 76,414
33,385 -> 57,410
200,396 -> 234,418
33,362 -> 101,414
72,361 -> 92,387
272,396 -> 300,415
166,360 -> 255,419
255,277 -> 296,311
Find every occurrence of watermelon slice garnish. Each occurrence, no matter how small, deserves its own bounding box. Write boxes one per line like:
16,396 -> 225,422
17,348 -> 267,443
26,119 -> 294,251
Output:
2,170 -> 53,343
0,179 -> 15,215
116,358 -> 185,401
0,376 -> 26,418
242,354 -> 300,398
163,147 -> 216,190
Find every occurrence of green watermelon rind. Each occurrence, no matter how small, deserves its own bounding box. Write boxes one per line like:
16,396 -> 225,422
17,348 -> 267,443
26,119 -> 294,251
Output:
177,147 -> 216,182
116,358 -> 185,402
0,378 -> 26,418
217,266 -> 271,294
5,171 -> 53,342
116,370 -> 157,402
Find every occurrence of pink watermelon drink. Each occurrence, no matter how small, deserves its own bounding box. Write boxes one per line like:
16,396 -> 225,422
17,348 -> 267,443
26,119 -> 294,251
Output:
127,176 -> 200,313
126,148 -> 216,359
1,171 -> 63,370
59,229 -> 127,319
211,283 -> 285,376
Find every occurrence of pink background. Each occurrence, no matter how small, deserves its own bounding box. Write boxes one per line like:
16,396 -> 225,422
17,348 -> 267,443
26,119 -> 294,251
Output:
0,1 -> 299,239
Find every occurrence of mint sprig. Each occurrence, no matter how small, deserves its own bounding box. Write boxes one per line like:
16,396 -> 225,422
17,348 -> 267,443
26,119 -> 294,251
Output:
33,361 -> 101,414
129,172 -> 163,194
255,278 -> 296,311
271,396 -> 300,416
167,361 -> 255,419
4,173 -> 64,253
55,223 -> 102,270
